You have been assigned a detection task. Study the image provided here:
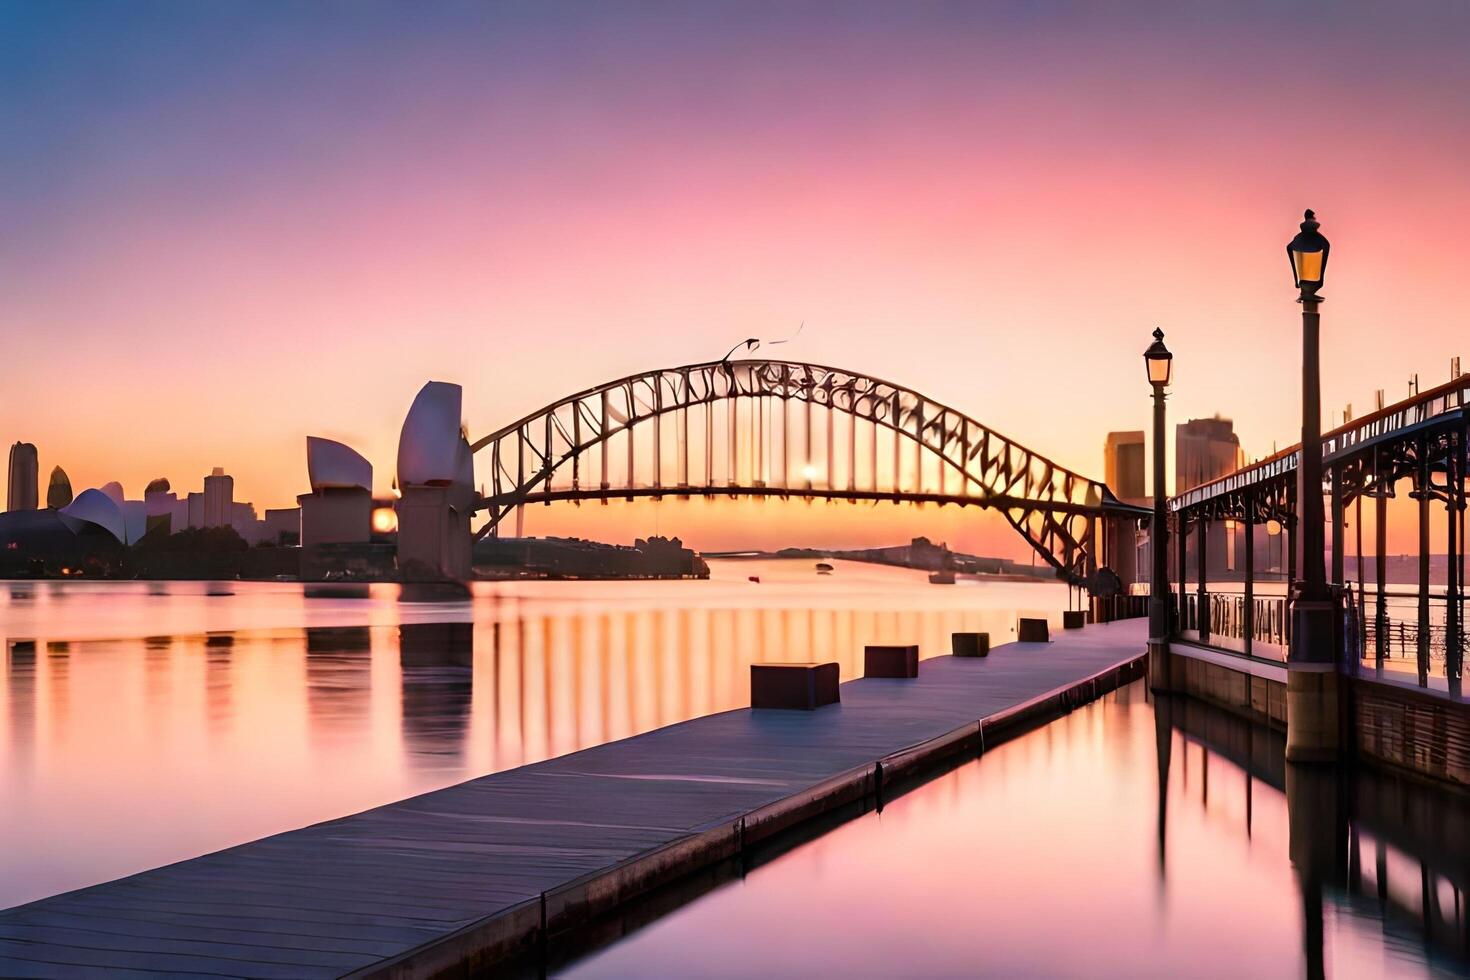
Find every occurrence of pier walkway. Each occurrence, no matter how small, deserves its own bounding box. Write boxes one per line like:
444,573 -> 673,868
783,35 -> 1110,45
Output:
0,619 -> 1146,978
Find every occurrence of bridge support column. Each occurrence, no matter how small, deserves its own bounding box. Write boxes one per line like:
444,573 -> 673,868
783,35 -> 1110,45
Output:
396,485 -> 471,582
1177,516 -> 1189,633
1450,427 -> 1465,690
1197,516 -> 1210,644
1375,486 -> 1388,667
1417,436 -> 1432,687
1243,507 -> 1255,657
1108,515 -> 1138,590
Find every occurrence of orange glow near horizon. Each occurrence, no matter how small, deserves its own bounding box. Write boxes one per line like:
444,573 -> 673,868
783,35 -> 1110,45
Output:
5,4 -> 1470,557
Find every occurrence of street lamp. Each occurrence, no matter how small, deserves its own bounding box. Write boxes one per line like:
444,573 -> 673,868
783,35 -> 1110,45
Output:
1145,328 -> 1173,387
1287,209 -> 1330,297
1145,328 -> 1173,683
1287,210 -> 1331,613
1284,209 -> 1340,762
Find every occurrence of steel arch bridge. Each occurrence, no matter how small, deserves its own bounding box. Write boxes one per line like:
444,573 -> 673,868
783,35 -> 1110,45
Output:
468,359 -> 1147,584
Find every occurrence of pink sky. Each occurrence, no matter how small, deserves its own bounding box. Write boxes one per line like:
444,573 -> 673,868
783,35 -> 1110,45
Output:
4,3 -> 1469,555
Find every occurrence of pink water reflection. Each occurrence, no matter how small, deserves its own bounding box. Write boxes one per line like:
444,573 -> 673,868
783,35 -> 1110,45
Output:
0,559 -> 1064,910
560,684 -> 1467,979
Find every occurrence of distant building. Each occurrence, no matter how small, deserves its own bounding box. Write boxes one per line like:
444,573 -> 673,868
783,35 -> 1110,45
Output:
231,501 -> 261,543
46,466 -> 73,509
186,491 -> 205,529
262,507 -> 301,546
144,481 -> 179,536
203,467 -> 233,528
475,535 -> 709,579
1175,416 -> 1243,494
1172,416 -> 1245,581
1103,430 -> 1146,504
7,442 -> 38,512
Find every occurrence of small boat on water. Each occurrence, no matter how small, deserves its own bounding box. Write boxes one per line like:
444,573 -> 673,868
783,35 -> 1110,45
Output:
815,561 -> 834,575
928,569 -> 956,585
748,575 -> 761,583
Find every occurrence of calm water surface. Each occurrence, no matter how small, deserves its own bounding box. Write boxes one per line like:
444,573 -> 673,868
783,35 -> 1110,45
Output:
0,559 -> 1064,910
559,683 -> 1470,979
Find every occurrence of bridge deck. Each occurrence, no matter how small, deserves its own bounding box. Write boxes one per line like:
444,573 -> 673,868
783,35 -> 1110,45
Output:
0,620 -> 1146,978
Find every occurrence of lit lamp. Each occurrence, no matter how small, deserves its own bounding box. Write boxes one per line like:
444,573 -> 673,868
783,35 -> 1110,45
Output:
1287,209 -> 1330,298
1145,328 -> 1173,683
1145,328 -> 1173,388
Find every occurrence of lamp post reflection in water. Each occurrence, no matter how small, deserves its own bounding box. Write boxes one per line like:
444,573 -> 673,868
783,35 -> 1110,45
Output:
559,684 -> 1470,979
1286,763 -> 1348,980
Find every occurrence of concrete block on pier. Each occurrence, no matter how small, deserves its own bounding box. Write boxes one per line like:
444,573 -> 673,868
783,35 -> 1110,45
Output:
1017,618 -> 1050,643
751,662 -> 840,710
1063,610 -> 1086,630
952,632 -> 989,657
864,644 -> 919,678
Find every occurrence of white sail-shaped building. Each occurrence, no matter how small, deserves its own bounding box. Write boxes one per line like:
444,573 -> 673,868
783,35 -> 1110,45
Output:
395,382 -> 473,581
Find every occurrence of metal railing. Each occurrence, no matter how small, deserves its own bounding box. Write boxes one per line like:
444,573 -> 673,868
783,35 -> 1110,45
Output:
1176,591 -> 1289,659
1172,585 -> 1465,681
1091,593 -> 1149,624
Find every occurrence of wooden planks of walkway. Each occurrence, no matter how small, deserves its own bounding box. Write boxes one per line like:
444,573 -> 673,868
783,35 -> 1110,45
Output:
0,619 -> 1146,978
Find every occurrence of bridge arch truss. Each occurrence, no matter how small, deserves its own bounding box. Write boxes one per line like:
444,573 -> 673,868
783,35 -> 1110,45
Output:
469,359 -> 1145,584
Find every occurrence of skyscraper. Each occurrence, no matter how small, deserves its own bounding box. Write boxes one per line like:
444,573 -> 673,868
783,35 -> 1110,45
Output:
1103,430 -> 1146,504
46,466 -> 72,509
1175,416 -> 1243,494
202,467 -> 234,528
7,442 -> 38,512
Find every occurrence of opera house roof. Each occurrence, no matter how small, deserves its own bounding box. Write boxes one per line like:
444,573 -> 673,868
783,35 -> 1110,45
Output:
306,436 -> 372,492
397,381 -> 472,489
56,488 -> 148,545
58,488 -> 128,544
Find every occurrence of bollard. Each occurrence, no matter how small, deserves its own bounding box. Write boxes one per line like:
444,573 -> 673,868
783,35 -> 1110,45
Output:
952,632 -> 990,657
751,662 -> 841,709
864,644 -> 919,678
1017,618 -> 1050,643
1062,610 -> 1086,630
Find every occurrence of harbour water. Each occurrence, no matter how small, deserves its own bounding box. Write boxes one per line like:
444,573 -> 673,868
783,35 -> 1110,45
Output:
0,559 -> 1063,911
559,682 -> 1470,979
8,561 -> 1465,979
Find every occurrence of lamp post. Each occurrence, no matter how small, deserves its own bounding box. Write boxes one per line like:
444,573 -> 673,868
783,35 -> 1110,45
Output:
1288,210 -> 1330,606
1285,209 -> 1341,761
1145,328 -> 1173,690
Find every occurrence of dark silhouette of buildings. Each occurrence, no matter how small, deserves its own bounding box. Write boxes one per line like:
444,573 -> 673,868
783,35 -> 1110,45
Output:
1104,430 -> 1147,504
45,467 -> 72,509
7,442 -> 37,512
476,535 -> 710,579
1175,416 -> 1242,494
202,467 -> 234,529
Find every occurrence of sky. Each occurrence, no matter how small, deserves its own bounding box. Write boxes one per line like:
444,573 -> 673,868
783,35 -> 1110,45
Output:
4,1 -> 1470,555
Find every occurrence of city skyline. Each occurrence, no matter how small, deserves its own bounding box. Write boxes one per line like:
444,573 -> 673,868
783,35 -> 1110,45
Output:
5,2 -> 1470,556
4,6 -> 1469,976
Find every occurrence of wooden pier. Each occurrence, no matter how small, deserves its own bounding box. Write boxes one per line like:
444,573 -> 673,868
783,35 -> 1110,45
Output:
0,620 -> 1145,978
